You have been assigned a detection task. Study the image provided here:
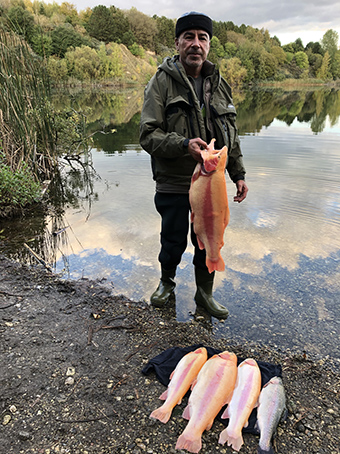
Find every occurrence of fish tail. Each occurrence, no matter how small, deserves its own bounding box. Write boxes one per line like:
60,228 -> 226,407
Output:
149,405 -> 172,424
257,447 -> 274,454
175,431 -> 202,453
206,255 -> 225,273
218,428 -> 244,452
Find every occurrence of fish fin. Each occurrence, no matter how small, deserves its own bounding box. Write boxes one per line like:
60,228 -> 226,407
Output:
149,405 -> 172,424
191,162 -> 202,183
218,428 -> 244,451
159,389 -> 168,400
197,236 -> 205,250
280,407 -> 288,423
176,431 -> 202,453
220,406 -> 229,420
206,419 -> 214,431
224,211 -> 230,228
206,255 -> 225,273
190,378 -> 198,390
208,138 -> 216,150
257,447 -> 274,454
182,405 -> 191,420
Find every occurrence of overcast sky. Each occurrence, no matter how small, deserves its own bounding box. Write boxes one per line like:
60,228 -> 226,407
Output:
68,0 -> 340,46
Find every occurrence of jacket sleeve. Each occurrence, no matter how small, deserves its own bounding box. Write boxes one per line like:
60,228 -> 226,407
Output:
226,133 -> 246,183
139,73 -> 187,158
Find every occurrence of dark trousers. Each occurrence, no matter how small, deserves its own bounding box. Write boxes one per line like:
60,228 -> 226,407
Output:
154,192 -> 207,272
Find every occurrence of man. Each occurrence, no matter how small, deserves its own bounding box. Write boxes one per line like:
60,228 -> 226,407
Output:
139,12 -> 248,319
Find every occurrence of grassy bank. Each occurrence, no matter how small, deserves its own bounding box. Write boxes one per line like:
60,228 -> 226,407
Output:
0,28 -> 92,218
257,78 -> 340,89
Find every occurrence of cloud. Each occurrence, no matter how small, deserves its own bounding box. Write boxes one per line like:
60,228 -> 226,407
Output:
69,0 -> 339,45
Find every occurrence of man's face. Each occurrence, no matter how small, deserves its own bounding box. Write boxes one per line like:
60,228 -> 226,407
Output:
175,29 -> 210,74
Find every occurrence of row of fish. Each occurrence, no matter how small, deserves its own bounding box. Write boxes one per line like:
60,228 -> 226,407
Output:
150,347 -> 286,453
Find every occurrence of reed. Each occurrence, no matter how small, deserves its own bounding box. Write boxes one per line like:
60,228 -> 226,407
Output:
0,27 -> 57,179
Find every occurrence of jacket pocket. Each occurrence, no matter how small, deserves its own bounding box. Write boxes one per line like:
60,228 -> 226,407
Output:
211,103 -> 238,152
165,96 -> 192,137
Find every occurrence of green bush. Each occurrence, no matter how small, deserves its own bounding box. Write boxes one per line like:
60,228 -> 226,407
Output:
129,43 -> 145,57
0,151 -> 41,209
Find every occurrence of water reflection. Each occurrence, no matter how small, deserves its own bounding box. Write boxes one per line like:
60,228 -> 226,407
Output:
1,87 -> 339,369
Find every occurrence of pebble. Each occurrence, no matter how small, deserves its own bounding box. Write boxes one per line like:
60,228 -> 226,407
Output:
18,431 -> 31,440
66,366 -> 76,376
2,415 -> 11,425
65,376 -> 75,385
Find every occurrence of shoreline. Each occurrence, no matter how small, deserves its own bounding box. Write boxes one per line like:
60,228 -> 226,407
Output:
1,254 -> 339,453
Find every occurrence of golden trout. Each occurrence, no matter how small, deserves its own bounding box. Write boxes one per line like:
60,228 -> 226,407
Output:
189,139 -> 229,273
219,358 -> 262,451
150,347 -> 207,424
175,351 -> 237,453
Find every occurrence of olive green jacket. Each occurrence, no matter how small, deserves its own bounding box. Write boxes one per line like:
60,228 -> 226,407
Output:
139,55 -> 246,191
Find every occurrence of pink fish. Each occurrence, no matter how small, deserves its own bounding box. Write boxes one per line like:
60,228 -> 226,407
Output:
175,351 -> 237,453
189,139 -> 230,273
219,358 -> 262,451
150,347 -> 207,424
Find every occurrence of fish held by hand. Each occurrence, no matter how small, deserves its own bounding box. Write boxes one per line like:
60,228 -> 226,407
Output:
189,139 -> 229,274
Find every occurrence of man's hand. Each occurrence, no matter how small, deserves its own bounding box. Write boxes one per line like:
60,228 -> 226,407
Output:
187,138 -> 208,162
234,180 -> 248,203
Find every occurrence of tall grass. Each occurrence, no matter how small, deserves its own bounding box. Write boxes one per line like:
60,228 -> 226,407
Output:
0,27 -> 57,178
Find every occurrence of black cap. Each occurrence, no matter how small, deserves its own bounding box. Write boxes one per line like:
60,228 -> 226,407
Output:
175,12 -> 213,39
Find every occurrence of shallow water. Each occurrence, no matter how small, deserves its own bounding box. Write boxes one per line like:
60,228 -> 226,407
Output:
1,88 -> 340,369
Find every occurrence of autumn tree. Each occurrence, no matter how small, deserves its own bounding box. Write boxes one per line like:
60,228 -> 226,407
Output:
321,29 -> 339,59
59,2 -> 79,26
332,51 -> 340,79
321,29 -> 339,78
294,51 -> 309,78
97,42 -> 123,78
220,57 -> 247,86
317,51 -> 331,80
65,45 -> 101,80
271,46 -> 286,66
125,7 -> 158,50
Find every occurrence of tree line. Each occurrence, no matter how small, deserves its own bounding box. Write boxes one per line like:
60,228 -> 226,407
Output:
0,0 -> 339,85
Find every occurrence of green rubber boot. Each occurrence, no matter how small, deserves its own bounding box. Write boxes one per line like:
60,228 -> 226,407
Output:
194,267 -> 229,319
150,268 -> 176,307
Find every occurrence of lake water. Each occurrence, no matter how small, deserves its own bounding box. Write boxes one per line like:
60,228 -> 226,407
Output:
1,87 -> 340,369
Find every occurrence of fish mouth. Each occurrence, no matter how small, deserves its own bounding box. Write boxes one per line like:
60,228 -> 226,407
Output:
201,164 -> 216,175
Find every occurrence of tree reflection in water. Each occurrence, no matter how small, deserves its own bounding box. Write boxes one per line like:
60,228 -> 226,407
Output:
1,86 -> 340,276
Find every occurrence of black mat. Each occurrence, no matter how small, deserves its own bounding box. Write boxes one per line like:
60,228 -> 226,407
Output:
142,344 -> 282,434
